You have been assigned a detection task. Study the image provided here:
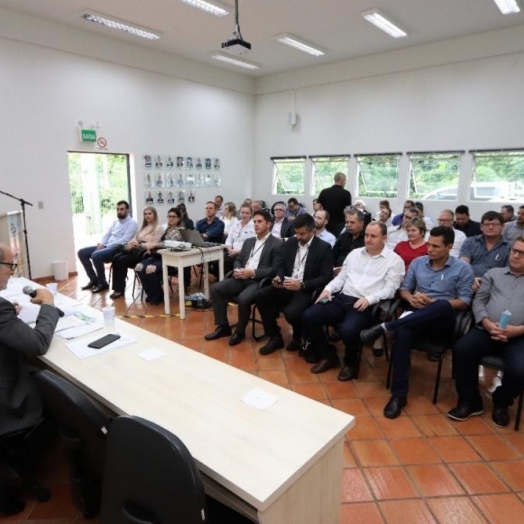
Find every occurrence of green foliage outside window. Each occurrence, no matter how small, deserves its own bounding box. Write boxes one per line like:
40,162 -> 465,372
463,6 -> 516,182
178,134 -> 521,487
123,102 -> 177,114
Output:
357,155 -> 399,198
408,153 -> 460,201
310,157 -> 349,195
273,158 -> 306,195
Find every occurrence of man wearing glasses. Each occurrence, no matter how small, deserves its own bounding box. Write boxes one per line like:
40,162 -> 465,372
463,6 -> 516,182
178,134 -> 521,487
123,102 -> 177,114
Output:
437,209 -> 466,257
459,211 -> 510,292
449,237 -> 524,428
0,243 -> 60,514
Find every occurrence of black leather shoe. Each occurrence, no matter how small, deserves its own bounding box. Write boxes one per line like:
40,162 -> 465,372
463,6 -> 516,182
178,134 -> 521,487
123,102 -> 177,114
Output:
337,366 -> 356,382
492,405 -> 510,428
383,396 -> 407,419
304,353 -> 319,364
310,355 -> 340,374
360,324 -> 385,345
93,283 -> 109,293
259,336 -> 284,355
0,495 -> 25,516
286,339 -> 302,351
228,332 -> 245,346
447,404 -> 483,421
81,281 -> 97,290
204,325 -> 232,341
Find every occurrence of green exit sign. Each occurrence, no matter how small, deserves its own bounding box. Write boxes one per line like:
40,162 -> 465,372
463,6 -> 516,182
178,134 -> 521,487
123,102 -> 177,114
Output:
81,129 -> 97,142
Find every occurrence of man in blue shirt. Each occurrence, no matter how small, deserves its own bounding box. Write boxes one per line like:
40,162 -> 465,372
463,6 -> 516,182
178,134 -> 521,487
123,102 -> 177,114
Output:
77,200 -> 138,292
361,226 -> 474,419
459,210 -> 509,292
196,201 -> 225,243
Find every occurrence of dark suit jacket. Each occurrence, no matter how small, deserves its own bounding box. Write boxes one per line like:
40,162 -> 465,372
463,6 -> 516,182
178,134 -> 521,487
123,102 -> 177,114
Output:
270,218 -> 294,239
277,236 -> 333,292
317,185 -> 352,233
233,234 -> 282,280
0,299 -> 60,436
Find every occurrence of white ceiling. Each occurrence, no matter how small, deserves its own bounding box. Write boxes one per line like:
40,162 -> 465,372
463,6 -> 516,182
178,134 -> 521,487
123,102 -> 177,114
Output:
1,0 -> 523,77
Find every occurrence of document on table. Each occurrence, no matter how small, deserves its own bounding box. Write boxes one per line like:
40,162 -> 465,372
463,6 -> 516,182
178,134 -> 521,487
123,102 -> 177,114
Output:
241,388 -> 279,410
66,334 -> 136,359
55,309 -> 104,340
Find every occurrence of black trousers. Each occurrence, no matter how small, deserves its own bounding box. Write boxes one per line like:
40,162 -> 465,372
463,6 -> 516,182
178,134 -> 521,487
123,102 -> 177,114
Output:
453,327 -> 524,408
255,286 -> 312,340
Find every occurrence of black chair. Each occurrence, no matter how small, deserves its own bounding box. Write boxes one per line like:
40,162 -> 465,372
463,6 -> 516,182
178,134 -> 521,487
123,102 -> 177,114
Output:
100,415 -> 208,524
386,310 -> 472,404
480,354 -> 524,431
33,370 -> 111,518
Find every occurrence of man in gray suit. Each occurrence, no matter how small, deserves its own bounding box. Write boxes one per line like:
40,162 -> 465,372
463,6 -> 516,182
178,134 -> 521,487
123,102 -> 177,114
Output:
205,210 -> 282,346
0,242 -> 60,514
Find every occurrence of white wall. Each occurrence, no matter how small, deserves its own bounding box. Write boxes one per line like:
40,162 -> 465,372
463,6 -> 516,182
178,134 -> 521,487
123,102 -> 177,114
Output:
254,29 -> 524,220
0,12 -> 255,278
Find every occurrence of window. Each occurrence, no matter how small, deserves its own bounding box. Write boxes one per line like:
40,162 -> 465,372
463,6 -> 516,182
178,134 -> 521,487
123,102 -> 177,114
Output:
356,153 -> 400,198
272,157 -> 306,195
310,156 -> 350,195
470,150 -> 524,202
408,152 -> 461,201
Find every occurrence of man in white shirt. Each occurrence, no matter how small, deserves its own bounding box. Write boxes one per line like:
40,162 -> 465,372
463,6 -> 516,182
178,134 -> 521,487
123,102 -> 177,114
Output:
314,210 -> 336,247
303,222 -> 404,378
205,210 -> 282,346
77,200 -> 138,292
437,209 -> 466,257
224,204 -> 255,274
386,206 -> 421,250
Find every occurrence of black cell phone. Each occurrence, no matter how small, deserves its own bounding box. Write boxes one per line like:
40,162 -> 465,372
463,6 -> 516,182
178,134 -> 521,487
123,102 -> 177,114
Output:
87,333 -> 121,349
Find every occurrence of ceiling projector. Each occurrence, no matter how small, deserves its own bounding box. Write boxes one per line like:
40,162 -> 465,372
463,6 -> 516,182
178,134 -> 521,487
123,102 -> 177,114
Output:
221,37 -> 251,55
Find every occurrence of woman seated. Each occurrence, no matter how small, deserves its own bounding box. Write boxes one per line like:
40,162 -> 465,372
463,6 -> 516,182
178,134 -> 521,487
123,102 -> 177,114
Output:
176,202 -> 194,230
394,217 -> 428,272
110,206 -> 163,299
221,202 -> 238,239
135,208 -> 186,305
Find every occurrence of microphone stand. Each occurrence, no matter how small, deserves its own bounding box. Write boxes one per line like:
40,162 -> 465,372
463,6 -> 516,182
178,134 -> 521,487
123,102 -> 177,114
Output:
0,189 -> 33,280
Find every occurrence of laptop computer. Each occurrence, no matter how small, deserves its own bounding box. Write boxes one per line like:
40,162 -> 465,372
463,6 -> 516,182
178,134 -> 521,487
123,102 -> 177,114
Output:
180,229 -> 222,248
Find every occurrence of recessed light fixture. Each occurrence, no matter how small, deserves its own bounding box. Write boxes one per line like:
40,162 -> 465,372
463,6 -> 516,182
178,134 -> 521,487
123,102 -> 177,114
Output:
81,12 -> 161,40
210,52 -> 260,70
276,34 -> 325,56
493,0 -> 520,15
178,0 -> 229,17
362,9 -> 407,39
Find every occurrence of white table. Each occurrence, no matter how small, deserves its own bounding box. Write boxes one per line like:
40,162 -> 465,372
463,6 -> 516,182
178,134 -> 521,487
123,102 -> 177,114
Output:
41,314 -> 354,523
159,246 -> 224,319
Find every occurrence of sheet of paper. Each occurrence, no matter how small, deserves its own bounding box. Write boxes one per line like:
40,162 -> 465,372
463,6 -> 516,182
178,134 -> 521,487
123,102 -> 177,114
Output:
57,321 -> 104,340
66,334 -> 136,359
241,388 -> 279,410
137,348 -> 167,361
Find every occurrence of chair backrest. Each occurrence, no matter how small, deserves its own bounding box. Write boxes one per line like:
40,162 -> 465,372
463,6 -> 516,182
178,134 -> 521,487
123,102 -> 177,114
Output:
100,416 -> 208,524
33,370 -> 110,478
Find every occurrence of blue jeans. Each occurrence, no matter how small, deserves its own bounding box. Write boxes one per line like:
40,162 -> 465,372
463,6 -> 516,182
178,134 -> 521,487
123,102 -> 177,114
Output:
77,245 -> 117,286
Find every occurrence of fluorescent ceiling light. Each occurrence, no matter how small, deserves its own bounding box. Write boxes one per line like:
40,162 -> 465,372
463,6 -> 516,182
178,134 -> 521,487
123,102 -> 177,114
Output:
211,52 -> 260,70
362,9 -> 407,39
178,0 -> 229,17
277,34 -> 325,57
493,0 -> 521,15
81,12 -> 161,40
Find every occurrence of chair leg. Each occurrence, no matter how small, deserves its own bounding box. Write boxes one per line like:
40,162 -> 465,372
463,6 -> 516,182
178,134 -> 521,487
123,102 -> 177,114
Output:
515,391 -> 523,431
386,355 -> 393,390
355,343 -> 363,379
433,355 -> 445,404
251,304 -> 266,342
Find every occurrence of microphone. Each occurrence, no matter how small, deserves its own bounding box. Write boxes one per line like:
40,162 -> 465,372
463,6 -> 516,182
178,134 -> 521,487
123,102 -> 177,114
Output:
22,285 -> 64,317
22,285 -> 38,298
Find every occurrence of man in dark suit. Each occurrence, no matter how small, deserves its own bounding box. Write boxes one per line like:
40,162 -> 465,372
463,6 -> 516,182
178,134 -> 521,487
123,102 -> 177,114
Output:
204,210 -> 282,346
270,202 -> 295,239
317,172 -> 352,233
0,243 -> 60,515
255,214 -> 333,355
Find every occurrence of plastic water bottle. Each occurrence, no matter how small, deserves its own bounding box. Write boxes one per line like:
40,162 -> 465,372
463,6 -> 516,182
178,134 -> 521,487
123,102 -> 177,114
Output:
499,310 -> 512,329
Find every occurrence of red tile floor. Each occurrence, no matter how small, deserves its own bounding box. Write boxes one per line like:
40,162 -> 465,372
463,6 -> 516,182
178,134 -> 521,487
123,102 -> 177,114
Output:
4,273 -> 524,523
